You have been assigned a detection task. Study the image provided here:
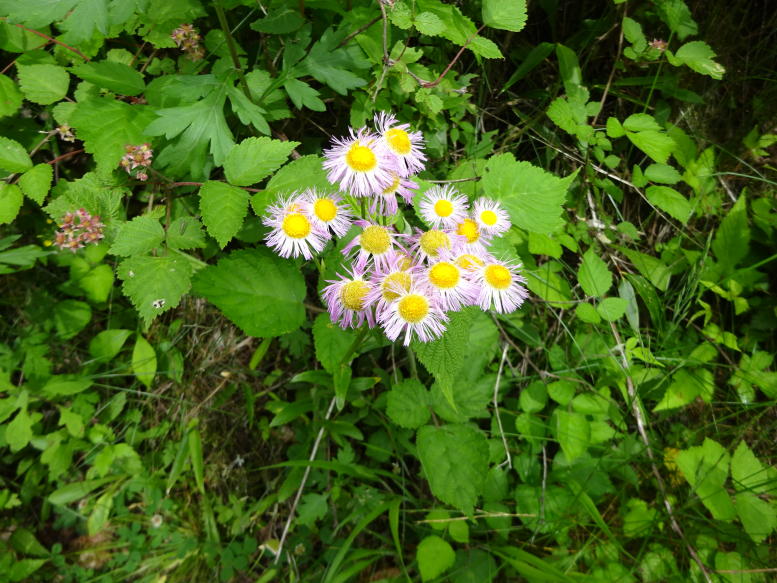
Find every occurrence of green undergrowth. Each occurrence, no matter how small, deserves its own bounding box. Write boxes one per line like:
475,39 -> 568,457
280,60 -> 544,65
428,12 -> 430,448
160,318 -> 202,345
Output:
1,0 -> 776,582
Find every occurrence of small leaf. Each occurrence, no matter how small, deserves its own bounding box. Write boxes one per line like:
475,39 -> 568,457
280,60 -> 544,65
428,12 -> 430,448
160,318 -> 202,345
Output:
312,313 -> 357,373
53,299 -> 91,339
199,181 -> 249,248
735,491 -> 776,543
117,255 -> 193,326
283,79 -> 326,112
0,74 -> 23,118
627,130 -> 676,164
644,163 -> 683,184
18,164 -> 53,205
132,334 -> 157,388
414,11 -> 445,36
668,41 -> 725,80
89,329 -> 133,362
482,0 -> 528,32
731,441 -> 771,494
71,60 -> 145,96
167,217 -> 206,250
109,214 -> 165,256
17,63 -> 70,105
7,407 -> 33,452
0,184 -> 24,224
597,297 -> 628,321
0,136 -> 33,173
646,185 -> 692,223
675,438 -> 736,521
578,248 -> 612,298
554,410 -> 590,461
87,491 -> 113,536
575,302 -> 601,324
417,535 -> 456,581
386,379 -> 431,429
224,137 -> 299,187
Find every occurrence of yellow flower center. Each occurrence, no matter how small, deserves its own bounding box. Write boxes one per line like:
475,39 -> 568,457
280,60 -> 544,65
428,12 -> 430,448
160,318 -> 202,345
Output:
282,213 -> 311,238
456,218 -> 480,243
397,293 -> 429,323
381,271 -> 412,301
313,198 -> 337,222
360,225 -> 391,254
456,254 -> 484,270
419,230 -> 450,258
480,209 -> 498,226
397,254 -> 413,270
383,173 -> 401,195
345,143 -> 377,172
434,199 -> 453,217
428,262 -> 460,289
385,128 -> 412,155
340,280 -> 369,311
484,264 -> 512,290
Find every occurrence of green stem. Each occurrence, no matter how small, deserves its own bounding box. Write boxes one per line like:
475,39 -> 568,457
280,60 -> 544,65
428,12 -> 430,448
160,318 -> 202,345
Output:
214,1 -> 251,100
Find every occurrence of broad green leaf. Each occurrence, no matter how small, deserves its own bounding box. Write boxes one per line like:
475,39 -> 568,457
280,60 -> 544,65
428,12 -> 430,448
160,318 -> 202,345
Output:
18,164 -> 53,205
191,248 -> 306,337
78,263 -> 114,303
299,28 -> 370,95
58,0 -> 110,43
42,376 -> 92,396
167,217 -> 206,250
654,0 -> 698,40
675,438 -> 736,521
53,299 -> 91,339
667,41 -> 725,80
386,379 -> 431,429
9,559 -> 46,582
714,552 -> 748,583
482,0 -> 528,32
431,374 -> 494,423
731,441 -> 771,494
48,476 -> 116,506
70,98 -> 155,175
577,248 -> 612,298
43,173 -> 125,224
17,63 -> 70,105
312,313 -> 357,374
735,492 -> 776,544
0,137 -> 32,173
646,185 -> 692,223
623,113 -> 662,132
597,297 -> 628,321
132,334 -> 157,388
87,491 -> 113,536
109,214 -> 165,256
414,11 -> 445,36
9,528 -> 48,556
482,153 -> 576,234
555,43 -> 583,95
519,381 -> 547,413
0,74 -> 23,118
89,329 -> 133,362
528,231 -> 563,258
0,184 -> 23,224
575,302 -> 601,324
627,130 -> 676,164
117,255 -> 193,325
548,380 -> 576,405
622,17 -> 647,51
417,535 -> 456,581
71,61 -> 145,96
712,196 -> 749,272
415,0 -> 501,58
253,155 -> 332,217
654,369 -> 712,411
622,498 -> 657,538
283,79 -> 326,112
224,137 -> 299,187
606,117 -> 625,138
188,422 -> 205,494
250,8 -> 304,34
7,407 -> 33,452
199,181 -> 249,248
416,423 -> 489,515
644,163 -> 682,184
619,247 -> 671,291
554,410 -> 590,461
525,261 -> 572,307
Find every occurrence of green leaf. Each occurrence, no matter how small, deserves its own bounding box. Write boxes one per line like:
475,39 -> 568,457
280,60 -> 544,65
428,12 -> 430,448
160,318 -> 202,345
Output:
431,374 -> 494,423
87,491 -> 113,536
713,196 -> 749,272
655,0 -> 698,40
312,313 -> 357,374
414,11 -> 445,36
0,184 -> 24,224
224,137 -> 299,187
78,263 -> 114,303
482,0 -> 528,32
519,380 -> 547,413
253,155 -> 331,216
416,423 -> 489,515
117,255 -> 193,325
9,559 -> 47,582
646,185 -> 692,223
132,334 -> 157,388
48,476 -> 116,506
191,248 -> 306,337
731,441 -> 771,494
386,379 -> 431,429
735,492 -> 776,544
416,0 -> 501,58
70,98 -> 155,175
0,136 -> 32,173
0,74 -> 23,118
58,0 -> 110,43
167,217 -> 206,250
597,297 -> 628,321
667,41 -> 725,80
417,535 -> 456,581
53,299 -> 91,339
575,302 -> 601,324
42,376 -> 92,396
299,28 -> 370,95
675,438 -> 736,521
199,181 -> 249,248
554,410 -> 590,461
606,117 -> 625,138
17,63 -> 70,105
18,164 -> 53,205
109,214 -> 165,256
622,498 -> 657,538
283,79 -> 326,112
627,130 -> 676,164
7,407 -> 33,452
619,247 -> 671,291
71,60 -> 145,96
89,329 -> 133,362
9,528 -> 49,557
623,113 -> 662,132
577,248 -> 612,298
250,8 -> 304,34
644,163 -> 682,184
482,153 -> 576,234
654,369 -> 712,411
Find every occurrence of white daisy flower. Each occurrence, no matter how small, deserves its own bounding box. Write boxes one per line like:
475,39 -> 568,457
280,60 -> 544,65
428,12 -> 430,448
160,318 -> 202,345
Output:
378,283 -> 448,345
370,172 -> 418,216
263,195 -> 329,260
453,217 -> 490,255
374,111 -> 426,177
322,266 -> 376,329
472,197 -> 511,236
365,252 -> 420,310
421,257 -> 478,311
342,220 -> 402,270
323,127 -> 397,197
299,189 -> 353,237
418,185 -> 469,229
473,259 -> 529,313
408,228 -> 455,263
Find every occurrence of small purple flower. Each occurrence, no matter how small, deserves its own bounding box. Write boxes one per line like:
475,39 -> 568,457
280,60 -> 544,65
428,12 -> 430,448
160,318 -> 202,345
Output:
263,194 -> 330,260
472,259 -> 529,313
342,220 -> 402,271
374,111 -> 426,177
418,185 -> 469,229
322,266 -> 376,329
323,128 -> 397,197
378,282 -> 448,345
298,188 -> 353,238
472,197 -> 511,236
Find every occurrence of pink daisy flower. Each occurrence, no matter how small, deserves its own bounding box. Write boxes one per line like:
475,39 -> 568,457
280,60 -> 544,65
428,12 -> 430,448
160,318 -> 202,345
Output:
299,188 -> 353,237
452,217 -> 491,255
420,255 -> 478,312
472,197 -> 511,236
408,228 -> 456,264
374,111 -> 426,177
263,194 -> 330,260
323,127 -> 397,197
472,259 -> 529,313
418,185 -> 469,229
365,252 -> 421,311
370,172 -> 418,216
322,267 -> 376,329
342,220 -> 402,270
378,283 -> 448,345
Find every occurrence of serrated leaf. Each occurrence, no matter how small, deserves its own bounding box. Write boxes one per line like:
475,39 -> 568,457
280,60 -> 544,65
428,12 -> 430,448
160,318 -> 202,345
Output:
646,185 -> 692,223
712,196 -> 749,273
17,63 -> 70,105
482,0 -> 528,32
70,98 -> 155,175
416,424 -> 489,515
0,184 -> 23,224
386,379 -> 430,429
597,297 -> 628,321
191,248 -> 306,337
53,299 -> 91,339
731,441 -> 771,494
735,491 -> 776,543
283,78 -> 326,112
0,74 -> 23,118
668,41 -> 725,80
416,0 -> 500,58
199,181 -> 249,248
71,60 -> 145,96
623,113 -> 662,132
250,8 -> 304,34
18,164 -> 53,205
109,215 -> 165,256
575,302 -> 601,324
577,248 -> 612,298
224,137 -> 299,187
655,0 -> 698,40
627,130 -> 676,164
7,407 -> 33,452
644,163 -> 682,184
299,28 -> 370,95
132,334 -> 156,387
414,11 -> 445,36
167,217 -> 206,250
554,410 -> 590,461
251,155 -> 332,216
619,247 -> 671,291
417,535 -> 456,581
675,438 -> 736,521
117,255 -> 193,325
482,153 -> 576,234
58,0 -> 109,43
0,136 -> 32,173
653,369 -> 710,411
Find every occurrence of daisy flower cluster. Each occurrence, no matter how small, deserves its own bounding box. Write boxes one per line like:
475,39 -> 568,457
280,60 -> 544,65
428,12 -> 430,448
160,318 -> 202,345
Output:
262,112 -> 528,345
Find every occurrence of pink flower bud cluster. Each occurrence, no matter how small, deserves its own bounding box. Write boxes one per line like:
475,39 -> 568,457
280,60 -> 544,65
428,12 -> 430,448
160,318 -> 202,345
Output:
171,24 -> 205,61
54,209 -> 105,252
120,143 -> 153,181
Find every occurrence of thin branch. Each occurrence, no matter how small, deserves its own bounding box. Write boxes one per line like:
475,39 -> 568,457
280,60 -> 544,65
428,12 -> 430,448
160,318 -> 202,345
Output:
494,344 -> 512,469
214,1 -> 251,100
4,21 -> 90,61
336,15 -> 381,49
46,149 -> 84,165
415,25 -> 486,89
